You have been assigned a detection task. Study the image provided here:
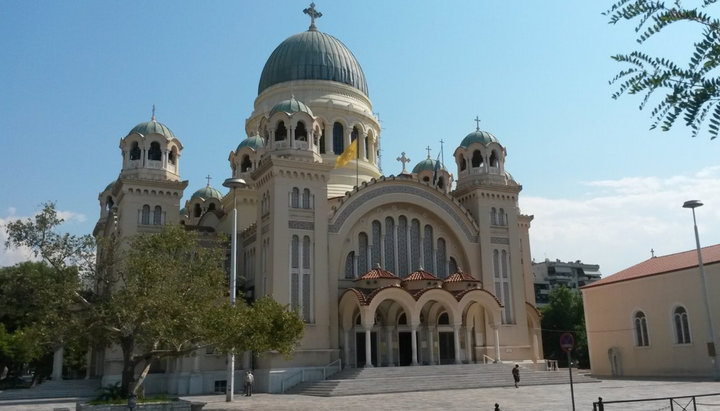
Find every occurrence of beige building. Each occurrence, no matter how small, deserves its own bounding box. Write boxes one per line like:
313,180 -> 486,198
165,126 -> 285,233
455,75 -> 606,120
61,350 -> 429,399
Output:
93,5 -> 543,394
582,244 -> 720,378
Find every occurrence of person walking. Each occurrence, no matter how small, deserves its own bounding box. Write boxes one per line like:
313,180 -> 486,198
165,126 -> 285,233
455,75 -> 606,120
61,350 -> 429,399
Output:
512,364 -> 520,388
244,370 -> 254,396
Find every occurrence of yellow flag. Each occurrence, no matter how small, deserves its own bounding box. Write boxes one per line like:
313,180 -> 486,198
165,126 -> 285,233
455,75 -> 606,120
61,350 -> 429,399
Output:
334,139 -> 358,168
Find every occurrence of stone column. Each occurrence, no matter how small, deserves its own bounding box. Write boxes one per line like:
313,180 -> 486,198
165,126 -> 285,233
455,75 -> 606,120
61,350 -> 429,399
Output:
493,326 -> 501,363
364,328 -> 373,368
427,326 -> 435,365
51,345 -> 63,381
343,328 -> 351,367
385,326 -> 394,366
411,327 -> 419,366
453,325 -> 462,364
465,326 -> 473,363
358,132 -> 366,160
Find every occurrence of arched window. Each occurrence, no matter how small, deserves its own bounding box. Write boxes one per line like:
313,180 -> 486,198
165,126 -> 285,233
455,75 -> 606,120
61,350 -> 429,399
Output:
490,150 -> 498,167
438,176 -> 445,189
130,142 -> 141,161
319,126 -> 326,154
438,312 -> 450,325
153,206 -> 162,225
345,251 -> 355,279
291,235 -> 299,311
673,306 -> 691,344
168,148 -> 177,165
193,203 -> 202,218
449,257 -> 458,274
499,208 -> 506,226
208,203 -> 216,212
105,196 -> 114,212
148,142 -> 161,161
436,238 -> 447,278
422,176 -> 430,182
634,311 -> 649,346
460,157 -> 467,171
384,217 -> 395,273
295,121 -> 307,142
410,219 -> 421,270
364,135 -> 369,160
333,122 -> 344,154
398,216 -> 409,276
471,150 -> 483,167
398,313 -> 407,325
302,188 -> 311,209
491,208 -> 498,225
241,155 -> 252,172
423,225 -> 434,272
358,232 -> 369,274
141,205 -> 150,225
351,126 -> 359,143
276,121 -> 287,141
291,187 -> 299,208
371,220 -> 382,268
302,236 -> 312,321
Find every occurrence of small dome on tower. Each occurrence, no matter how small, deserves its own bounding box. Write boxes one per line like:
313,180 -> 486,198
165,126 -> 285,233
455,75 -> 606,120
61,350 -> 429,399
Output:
128,120 -> 176,140
459,130 -> 499,147
104,180 -> 115,192
412,158 -> 446,174
237,135 -> 266,151
269,97 -> 314,117
191,185 -> 223,201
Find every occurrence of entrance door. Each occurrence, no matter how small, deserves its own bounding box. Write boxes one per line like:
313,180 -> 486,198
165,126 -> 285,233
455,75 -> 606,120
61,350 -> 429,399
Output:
355,332 -> 378,367
398,332 -> 412,366
438,332 -> 455,364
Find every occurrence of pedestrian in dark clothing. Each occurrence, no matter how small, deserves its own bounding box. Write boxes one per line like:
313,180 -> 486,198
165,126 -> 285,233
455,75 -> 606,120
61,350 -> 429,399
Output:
512,364 -> 520,388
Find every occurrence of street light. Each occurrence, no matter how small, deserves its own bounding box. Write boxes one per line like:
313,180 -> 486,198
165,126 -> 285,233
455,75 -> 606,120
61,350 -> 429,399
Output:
223,177 -> 247,401
682,200 -> 720,380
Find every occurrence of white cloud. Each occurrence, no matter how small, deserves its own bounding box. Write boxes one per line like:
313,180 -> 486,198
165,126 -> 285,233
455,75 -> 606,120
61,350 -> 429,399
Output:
523,166 -> 720,276
0,207 -> 88,268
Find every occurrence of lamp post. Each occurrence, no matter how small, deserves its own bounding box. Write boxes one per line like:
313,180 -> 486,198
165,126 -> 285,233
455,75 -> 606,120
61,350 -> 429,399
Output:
223,177 -> 247,401
683,200 -> 720,380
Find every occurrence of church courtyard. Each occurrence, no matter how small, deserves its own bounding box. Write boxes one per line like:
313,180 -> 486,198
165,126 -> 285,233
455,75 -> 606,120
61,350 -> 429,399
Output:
2,378 -> 720,410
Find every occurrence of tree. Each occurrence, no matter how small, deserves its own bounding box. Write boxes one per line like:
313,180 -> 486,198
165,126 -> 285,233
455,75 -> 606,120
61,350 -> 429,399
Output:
606,0 -> 720,139
540,286 -> 589,368
5,202 -> 304,397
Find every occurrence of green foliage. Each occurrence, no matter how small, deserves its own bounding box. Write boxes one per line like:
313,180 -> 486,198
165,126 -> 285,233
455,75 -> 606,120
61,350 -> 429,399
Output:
540,286 -> 589,368
95,382 -> 123,402
606,0 -> 720,139
4,202 -> 304,397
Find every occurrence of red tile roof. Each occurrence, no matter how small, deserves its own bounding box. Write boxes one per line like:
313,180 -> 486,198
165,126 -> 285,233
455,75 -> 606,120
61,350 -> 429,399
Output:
583,243 -> 720,289
356,266 -> 400,280
444,270 -> 481,283
403,269 -> 440,282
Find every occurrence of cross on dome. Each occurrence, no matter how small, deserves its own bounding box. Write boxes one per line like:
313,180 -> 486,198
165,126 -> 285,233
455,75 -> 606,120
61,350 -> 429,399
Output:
205,174 -> 212,187
151,104 -> 156,122
396,152 -> 411,173
425,146 -> 432,159
474,116 -> 481,131
303,3 -> 322,31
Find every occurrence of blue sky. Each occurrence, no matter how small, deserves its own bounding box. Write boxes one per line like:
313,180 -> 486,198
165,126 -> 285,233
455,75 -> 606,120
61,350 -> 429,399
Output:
1,1 -> 718,275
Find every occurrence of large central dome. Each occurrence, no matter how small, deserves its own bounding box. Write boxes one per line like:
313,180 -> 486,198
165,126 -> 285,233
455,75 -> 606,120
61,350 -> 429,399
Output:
258,29 -> 368,96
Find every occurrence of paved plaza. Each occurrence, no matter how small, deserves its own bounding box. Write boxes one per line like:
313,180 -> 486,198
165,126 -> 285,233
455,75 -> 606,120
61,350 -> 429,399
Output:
2,378 -> 720,411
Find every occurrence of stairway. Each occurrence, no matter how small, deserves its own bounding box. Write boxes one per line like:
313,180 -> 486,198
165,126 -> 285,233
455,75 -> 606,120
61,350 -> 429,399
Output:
287,363 -> 598,396
0,379 -> 101,401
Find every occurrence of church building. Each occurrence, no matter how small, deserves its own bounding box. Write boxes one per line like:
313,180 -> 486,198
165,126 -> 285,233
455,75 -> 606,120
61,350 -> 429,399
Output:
93,4 -> 543,394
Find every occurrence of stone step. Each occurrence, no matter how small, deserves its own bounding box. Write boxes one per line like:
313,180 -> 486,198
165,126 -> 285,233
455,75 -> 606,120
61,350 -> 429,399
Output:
288,363 -> 598,396
0,379 -> 101,400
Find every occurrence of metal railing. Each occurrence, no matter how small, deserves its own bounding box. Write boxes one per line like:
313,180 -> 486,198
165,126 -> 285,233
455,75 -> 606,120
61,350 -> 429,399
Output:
593,393 -> 720,410
482,354 -> 496,364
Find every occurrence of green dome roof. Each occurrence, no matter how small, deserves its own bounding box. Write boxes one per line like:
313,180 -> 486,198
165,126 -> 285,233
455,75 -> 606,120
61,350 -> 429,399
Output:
129,120 -> 176,140
191,185 -> 223,201
412,158 -> 446,174
179,207 -> 187,216
270,97 -> 314,117
104,180 -> 115,192
237,135 -> 266,151
258,29 -> 368,96
459,130 -> 499,147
